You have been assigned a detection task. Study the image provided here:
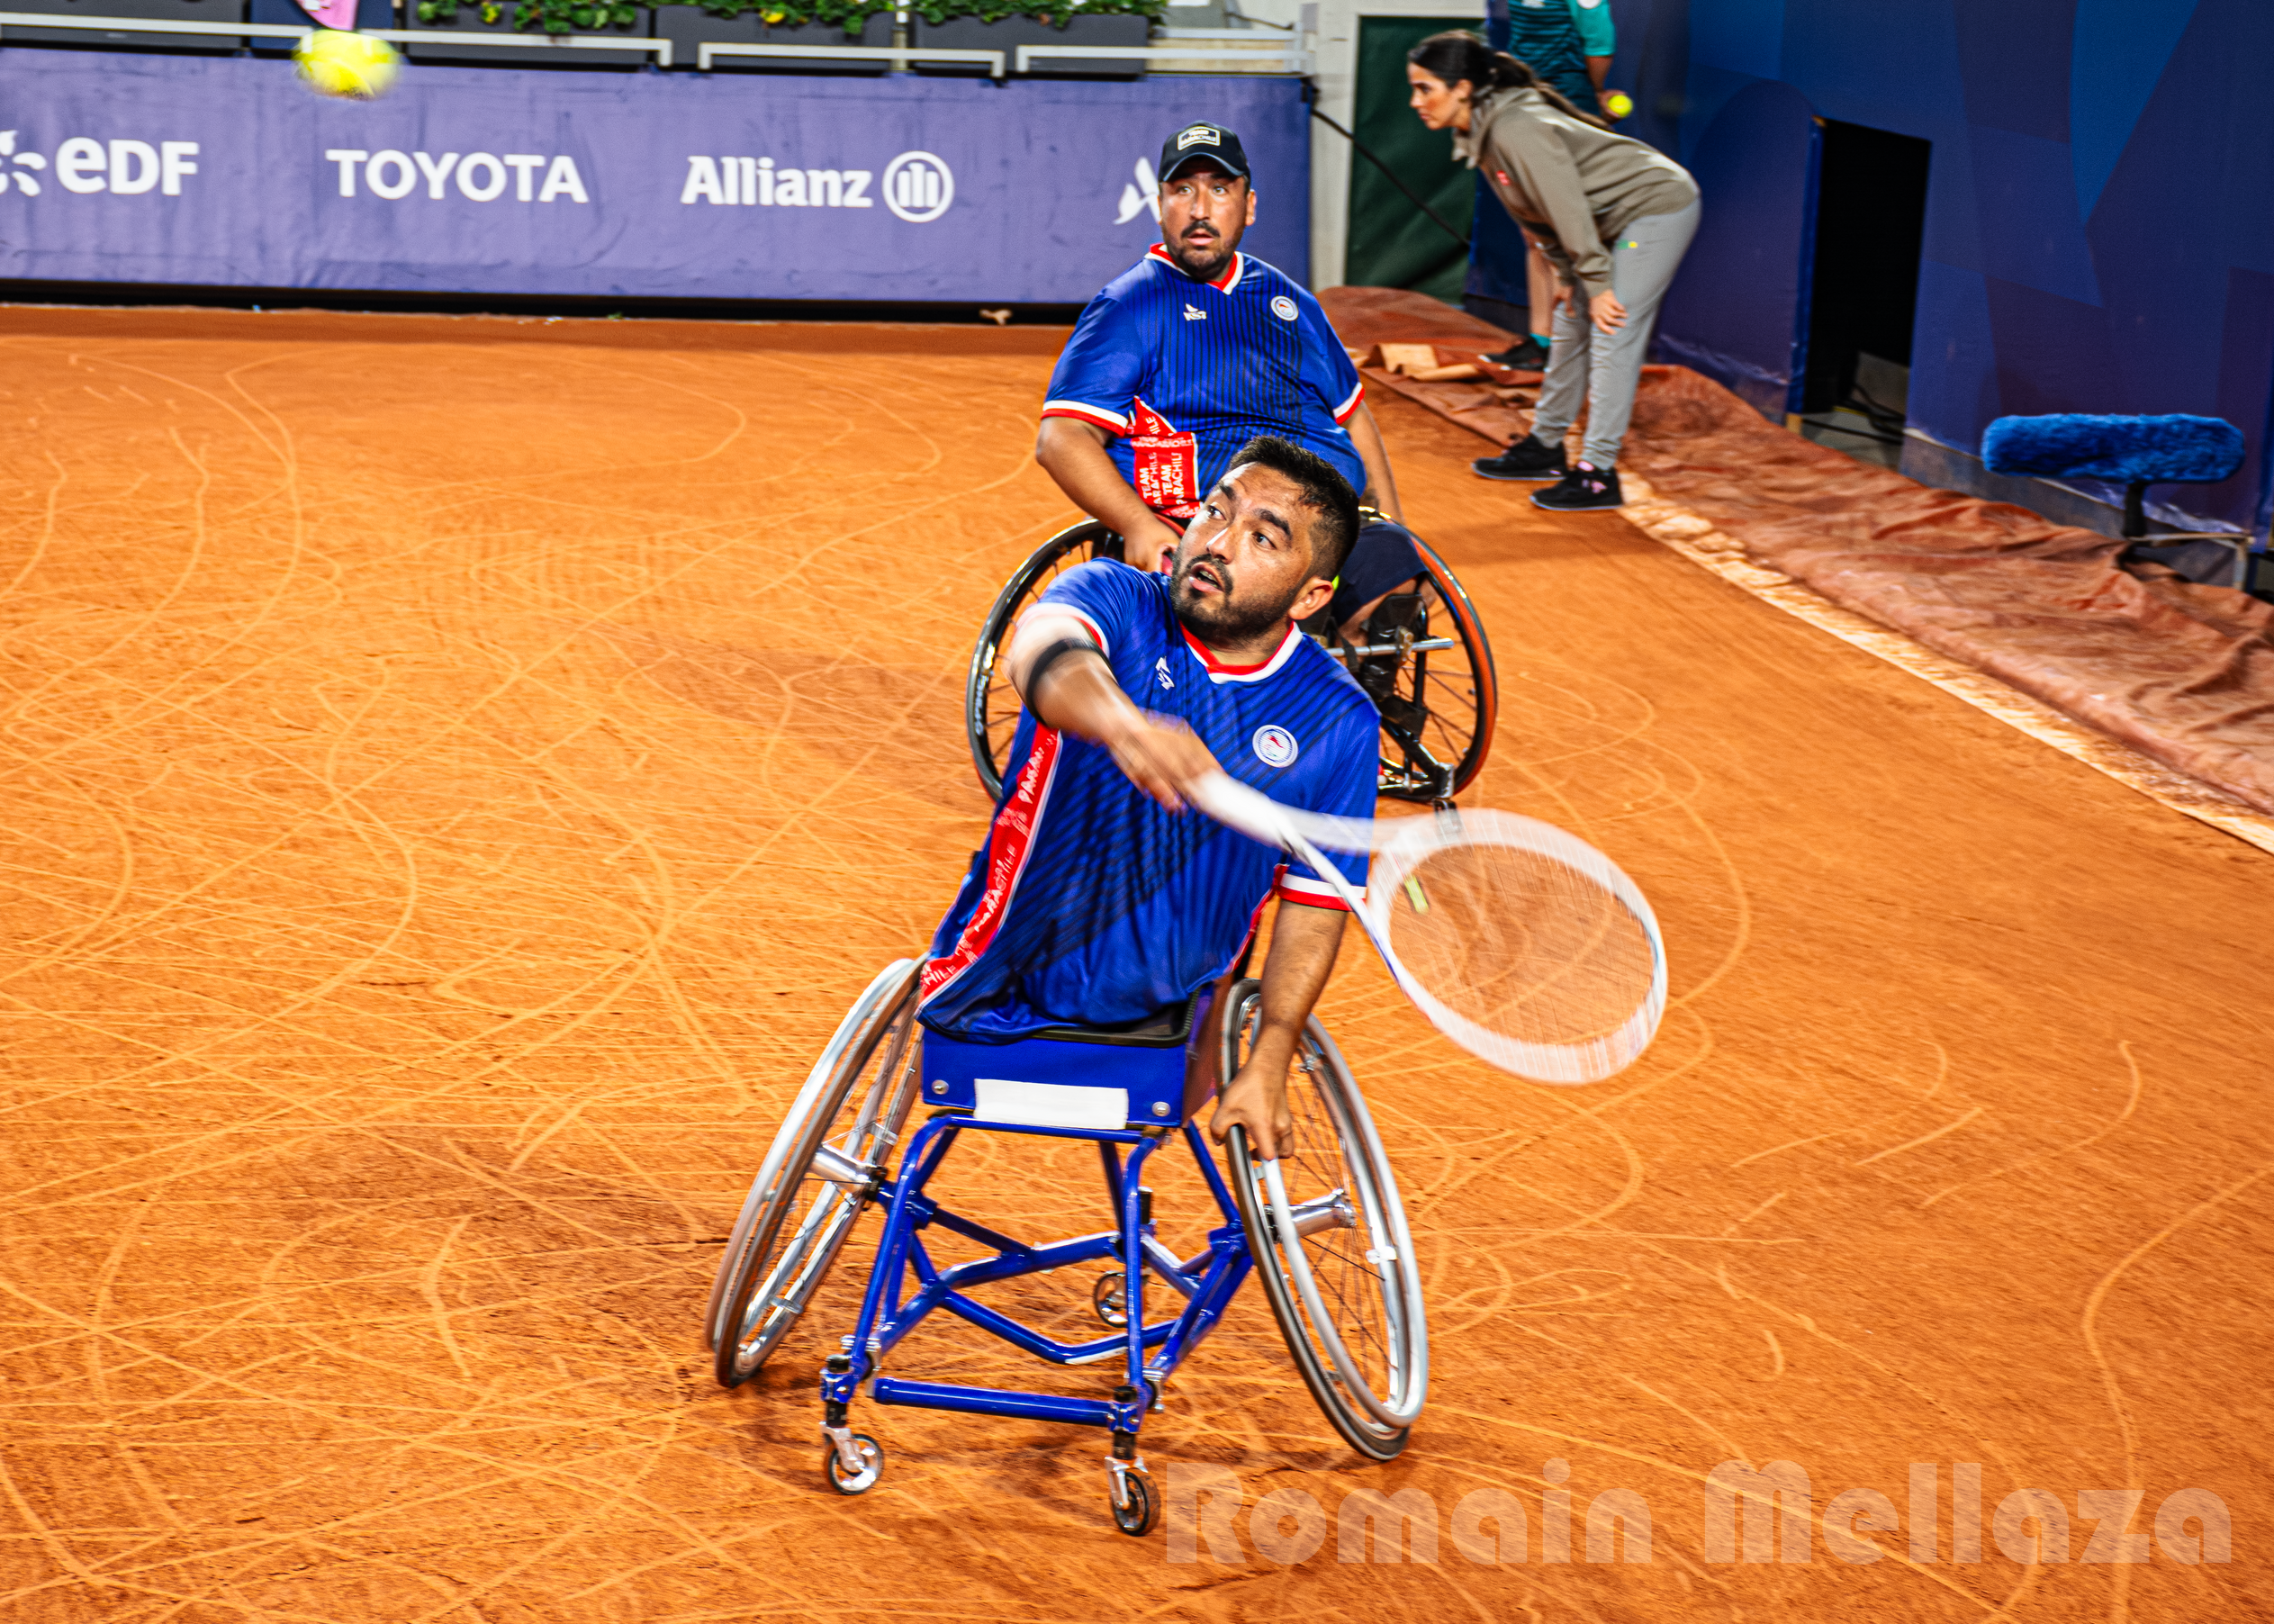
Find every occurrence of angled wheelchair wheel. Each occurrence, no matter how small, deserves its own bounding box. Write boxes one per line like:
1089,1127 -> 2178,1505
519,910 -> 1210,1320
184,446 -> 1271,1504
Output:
1221,979 -> 1429,1461
706,959 -> 922,1387
967,519 -> 1125,802
1342,528 -> 1499,803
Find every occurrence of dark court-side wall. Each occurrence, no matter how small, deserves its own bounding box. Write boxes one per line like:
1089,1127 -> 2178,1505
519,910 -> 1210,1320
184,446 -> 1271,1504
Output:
1594,0 -> 2274,537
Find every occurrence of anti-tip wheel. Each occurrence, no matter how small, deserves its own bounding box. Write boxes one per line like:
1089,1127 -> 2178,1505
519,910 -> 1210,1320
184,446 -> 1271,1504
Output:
1090,1271 -> 1129,1328
823,1433 -> 883,1495
1110,1473 -> 1156,1537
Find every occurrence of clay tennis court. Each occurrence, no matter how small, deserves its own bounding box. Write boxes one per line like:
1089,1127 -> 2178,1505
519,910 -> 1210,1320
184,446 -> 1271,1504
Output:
1,305 -> 2266,1622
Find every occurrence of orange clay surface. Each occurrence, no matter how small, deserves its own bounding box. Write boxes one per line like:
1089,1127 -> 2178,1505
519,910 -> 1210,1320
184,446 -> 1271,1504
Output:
0,305 -> 2268,1624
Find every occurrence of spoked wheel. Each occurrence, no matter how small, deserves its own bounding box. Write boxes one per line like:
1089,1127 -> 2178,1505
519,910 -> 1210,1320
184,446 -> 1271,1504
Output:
1335,525 -> 1498,803
967,519 -> 1125,802
705,959 -> 922,1387
964,515 -> 1497,806
1220,979 -> 1428,1461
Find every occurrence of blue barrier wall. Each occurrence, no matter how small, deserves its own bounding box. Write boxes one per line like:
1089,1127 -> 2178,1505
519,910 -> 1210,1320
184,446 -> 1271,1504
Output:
0,55 -> 1309,303
1598,0 -> 2274,536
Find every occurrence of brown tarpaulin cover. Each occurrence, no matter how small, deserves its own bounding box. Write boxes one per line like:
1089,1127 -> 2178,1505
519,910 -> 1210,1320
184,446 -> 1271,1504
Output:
1325,286 -> 2274,816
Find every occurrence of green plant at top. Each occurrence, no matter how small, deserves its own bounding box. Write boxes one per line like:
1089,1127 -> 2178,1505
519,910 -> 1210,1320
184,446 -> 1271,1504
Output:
415,0 -> 639,29
688,0 -> 889,26
901,0 -> 1167,23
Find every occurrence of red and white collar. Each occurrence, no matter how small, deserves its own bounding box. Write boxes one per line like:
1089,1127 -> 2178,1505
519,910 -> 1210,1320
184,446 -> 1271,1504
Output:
1147,243 -> 1246,293
1179,620 -> 1302,683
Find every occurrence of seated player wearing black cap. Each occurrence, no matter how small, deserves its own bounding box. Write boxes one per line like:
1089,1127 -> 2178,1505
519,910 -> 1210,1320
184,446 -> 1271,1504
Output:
1034,122 -> 1427,638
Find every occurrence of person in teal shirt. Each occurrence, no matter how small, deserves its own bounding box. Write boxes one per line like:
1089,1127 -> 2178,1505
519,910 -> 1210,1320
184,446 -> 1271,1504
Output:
1484,0 -> 1617,369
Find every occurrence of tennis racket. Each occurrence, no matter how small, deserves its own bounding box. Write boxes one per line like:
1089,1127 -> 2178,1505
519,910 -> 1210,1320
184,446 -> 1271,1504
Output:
1187,773 -> 1665,1084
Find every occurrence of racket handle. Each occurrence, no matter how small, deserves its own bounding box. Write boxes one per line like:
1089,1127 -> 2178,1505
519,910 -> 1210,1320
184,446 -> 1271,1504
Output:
1188,770 -> 1381,856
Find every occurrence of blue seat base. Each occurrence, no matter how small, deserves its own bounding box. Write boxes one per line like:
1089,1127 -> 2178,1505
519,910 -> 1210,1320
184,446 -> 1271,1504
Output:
917,992 -> 1206,1131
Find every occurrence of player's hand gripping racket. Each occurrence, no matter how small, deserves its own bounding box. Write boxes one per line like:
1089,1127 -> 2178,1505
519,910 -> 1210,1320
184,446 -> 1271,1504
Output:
1187,773 -> 1666,1084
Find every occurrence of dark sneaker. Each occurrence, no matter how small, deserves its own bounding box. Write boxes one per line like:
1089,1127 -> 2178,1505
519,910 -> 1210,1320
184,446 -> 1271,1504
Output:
1530,463 -> 1625,511
1472,435 -> 1568,482
1482,336 -> 1550,369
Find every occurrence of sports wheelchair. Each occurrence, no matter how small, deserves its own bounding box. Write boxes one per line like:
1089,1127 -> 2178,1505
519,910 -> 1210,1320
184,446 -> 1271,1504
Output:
965,514 -> 1499,805
702,960 -> 1428,1535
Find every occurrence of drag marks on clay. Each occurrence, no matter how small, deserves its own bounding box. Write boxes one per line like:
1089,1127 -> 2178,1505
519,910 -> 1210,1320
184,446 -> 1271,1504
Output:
0,327 -> 1086,1619
0,326 -> 2260,1622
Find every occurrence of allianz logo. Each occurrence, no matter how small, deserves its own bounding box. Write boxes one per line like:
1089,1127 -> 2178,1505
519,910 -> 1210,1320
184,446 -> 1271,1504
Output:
323,149 -> 590,203
681,150 -> 953,223
0,131 -> 200,196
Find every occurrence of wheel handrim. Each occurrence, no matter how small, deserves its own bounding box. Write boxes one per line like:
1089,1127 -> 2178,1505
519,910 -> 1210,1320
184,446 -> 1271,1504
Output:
1225,988 -> 1428,1436
707,961 -> 920,1385
1256,1048 -> 1424,1430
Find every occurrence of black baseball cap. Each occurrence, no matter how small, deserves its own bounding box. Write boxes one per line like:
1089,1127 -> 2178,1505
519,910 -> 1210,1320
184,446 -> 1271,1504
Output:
1159,123 -> 1251,184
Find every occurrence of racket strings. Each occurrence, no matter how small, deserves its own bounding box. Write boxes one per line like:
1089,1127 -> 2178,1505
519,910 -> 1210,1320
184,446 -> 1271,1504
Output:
1385,843 -> 1658,1054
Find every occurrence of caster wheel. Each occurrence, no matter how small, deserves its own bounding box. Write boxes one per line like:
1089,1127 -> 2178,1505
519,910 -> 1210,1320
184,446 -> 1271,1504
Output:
1110,1473 -> 1155,1537
822,1433 -> 883,1495
1091,1272 -> 1129,1328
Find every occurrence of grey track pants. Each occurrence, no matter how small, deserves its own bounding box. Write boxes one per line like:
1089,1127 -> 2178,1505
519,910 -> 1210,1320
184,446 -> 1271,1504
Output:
1530,199 -> 1701,470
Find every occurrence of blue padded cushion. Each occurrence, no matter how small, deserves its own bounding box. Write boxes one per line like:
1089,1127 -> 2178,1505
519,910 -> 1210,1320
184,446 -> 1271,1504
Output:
1980,414 -> 2244,484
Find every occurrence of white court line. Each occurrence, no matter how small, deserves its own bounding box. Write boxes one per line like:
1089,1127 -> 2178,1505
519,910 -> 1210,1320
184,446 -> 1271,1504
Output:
1613,473 -> 2274,860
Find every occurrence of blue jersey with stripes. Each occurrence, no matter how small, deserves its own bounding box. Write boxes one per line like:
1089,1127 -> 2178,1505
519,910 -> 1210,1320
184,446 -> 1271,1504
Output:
920,562 -> 1378,1043
1042,248 -> 1367,518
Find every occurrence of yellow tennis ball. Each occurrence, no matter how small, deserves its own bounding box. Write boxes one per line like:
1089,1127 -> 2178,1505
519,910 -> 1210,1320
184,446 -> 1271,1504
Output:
293,29 -> 402,100
1601,89 -> 1634,120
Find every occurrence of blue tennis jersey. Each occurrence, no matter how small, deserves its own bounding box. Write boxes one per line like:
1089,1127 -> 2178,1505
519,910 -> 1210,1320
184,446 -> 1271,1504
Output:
1042,247 -> 1367,518
920,562 -> 1379,1042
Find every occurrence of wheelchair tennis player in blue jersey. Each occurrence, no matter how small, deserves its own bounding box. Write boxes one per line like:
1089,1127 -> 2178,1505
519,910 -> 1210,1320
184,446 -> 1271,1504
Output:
970,121 -> 1502,807
706,438 -> 1435,1533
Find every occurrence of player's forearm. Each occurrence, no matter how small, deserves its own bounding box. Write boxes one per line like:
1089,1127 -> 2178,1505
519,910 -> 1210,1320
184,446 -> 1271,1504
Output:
1017,647 -> 1142,746
1035,418 -> 1160,537
1348,403 -> 1403,524
1248,902 -> 1347,1083
1587,55 -> 1611,89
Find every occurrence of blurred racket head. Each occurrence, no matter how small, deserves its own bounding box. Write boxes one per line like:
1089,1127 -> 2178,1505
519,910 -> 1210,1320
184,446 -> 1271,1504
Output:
1364,809 -> 1665,1083
1185,775 -> 1665,1085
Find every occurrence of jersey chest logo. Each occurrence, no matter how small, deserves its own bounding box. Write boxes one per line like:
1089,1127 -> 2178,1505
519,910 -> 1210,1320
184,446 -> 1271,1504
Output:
1251,725 -> 1299,769
1270,295 -> 1297,321
1182,303 -> 1206,321
1154,656 -> 1175,690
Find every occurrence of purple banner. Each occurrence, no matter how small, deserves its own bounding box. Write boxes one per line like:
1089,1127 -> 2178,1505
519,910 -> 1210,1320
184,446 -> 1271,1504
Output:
0,52 -> 1309,300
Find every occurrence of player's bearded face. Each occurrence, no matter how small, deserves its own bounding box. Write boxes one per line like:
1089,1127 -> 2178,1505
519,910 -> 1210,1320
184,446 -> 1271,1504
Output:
1159,165 -> 1254,282
1170,527 -> 1310,642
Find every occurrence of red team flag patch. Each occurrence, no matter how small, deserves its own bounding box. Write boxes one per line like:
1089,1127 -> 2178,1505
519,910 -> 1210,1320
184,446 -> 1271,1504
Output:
1127,397 -> 1201,519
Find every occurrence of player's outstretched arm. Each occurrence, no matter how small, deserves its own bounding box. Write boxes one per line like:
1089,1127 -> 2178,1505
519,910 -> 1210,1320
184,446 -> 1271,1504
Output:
1035,418 -> 1189,573
1211,899 -> 1347,1160
1007,610 -> 1221,809
1347,402 -> 1405,524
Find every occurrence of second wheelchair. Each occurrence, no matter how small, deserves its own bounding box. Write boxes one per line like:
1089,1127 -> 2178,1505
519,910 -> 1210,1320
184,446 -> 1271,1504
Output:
965,514 -> 1499,806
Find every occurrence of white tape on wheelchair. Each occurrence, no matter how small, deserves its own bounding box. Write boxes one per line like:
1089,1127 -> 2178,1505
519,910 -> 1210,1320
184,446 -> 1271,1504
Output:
1187,771 -> 1666,1085
972,1078 -> 1131,1130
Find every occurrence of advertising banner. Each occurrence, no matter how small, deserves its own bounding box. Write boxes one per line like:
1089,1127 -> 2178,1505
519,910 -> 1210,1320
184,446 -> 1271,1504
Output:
0,53 -> 1309,301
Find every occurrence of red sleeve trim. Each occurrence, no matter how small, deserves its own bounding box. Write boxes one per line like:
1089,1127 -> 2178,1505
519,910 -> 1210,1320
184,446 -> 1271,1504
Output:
1332,379 -> 1365,424
1021,604 -> 1110,658
1277,874 -> 1358,911
1042,401 -> 1132,434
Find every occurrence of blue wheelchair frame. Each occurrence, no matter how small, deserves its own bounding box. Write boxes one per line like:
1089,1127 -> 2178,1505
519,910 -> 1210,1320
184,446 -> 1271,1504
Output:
817,989 -> 1242,1491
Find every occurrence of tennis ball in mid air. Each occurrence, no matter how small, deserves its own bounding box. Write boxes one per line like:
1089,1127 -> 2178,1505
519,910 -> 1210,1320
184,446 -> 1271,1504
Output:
293,29 -> 402,99
1601,89 -> 1634,120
